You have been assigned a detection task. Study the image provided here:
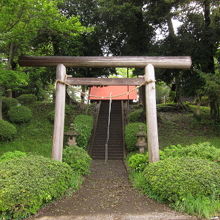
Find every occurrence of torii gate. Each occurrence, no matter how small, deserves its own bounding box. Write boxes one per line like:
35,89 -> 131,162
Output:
19,56 -> 192,163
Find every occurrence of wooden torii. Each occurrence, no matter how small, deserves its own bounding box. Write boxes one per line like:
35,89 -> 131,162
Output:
19,56 -> 192,163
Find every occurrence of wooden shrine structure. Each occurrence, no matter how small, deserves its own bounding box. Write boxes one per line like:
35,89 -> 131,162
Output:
19,56 -> 192,163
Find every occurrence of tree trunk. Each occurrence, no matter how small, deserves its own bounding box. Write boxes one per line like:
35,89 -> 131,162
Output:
174,75 -> 181,104
6,89 -> 12,98
167,14 -> 175,38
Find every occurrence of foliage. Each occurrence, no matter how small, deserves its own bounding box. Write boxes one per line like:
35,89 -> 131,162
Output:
2,97 -> 18,113
162,142 -> 220,162
0,102 -> 54,157
128,109 -> 145,122
47,105 -> 76,123
8,106 -> 32,123
156,81 -> 170,104
73,115 -> 93,149
0,120 -> 17,141
0,67 -> 28,91
0,151 -> 27,163
127,153 -> 148,173
0,155 -> 73,219
0,0 -> 87,56
17,94 -> 37,105
125,122 -> 147,152
142,157 -> 220,218
63,146 -> 92,175
174,194 -> 220,219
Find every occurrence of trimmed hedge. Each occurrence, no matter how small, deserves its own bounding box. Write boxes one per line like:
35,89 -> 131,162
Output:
128,109 -> 145,122
125,122 -> 147,152
161,142 -> 220,162
0,151 -> 27,162
8,106 -> 32,123
2,97 -> 18,113
143,157 -> 220,201
73,115 -> 93,149
0,120 -> 17,141
0,155 -> 73,219
63,146 -> 92,175
17,94 -> 37,105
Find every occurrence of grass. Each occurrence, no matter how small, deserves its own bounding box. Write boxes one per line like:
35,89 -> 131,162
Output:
0,102 -> 54,157
158,105 -> 220,149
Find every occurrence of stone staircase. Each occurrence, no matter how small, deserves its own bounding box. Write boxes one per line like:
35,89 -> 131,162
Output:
91,101 -> 124,160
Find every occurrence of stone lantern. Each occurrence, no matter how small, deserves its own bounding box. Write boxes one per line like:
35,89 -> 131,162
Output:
136,125 -> 147,153
64,123 -> 78,146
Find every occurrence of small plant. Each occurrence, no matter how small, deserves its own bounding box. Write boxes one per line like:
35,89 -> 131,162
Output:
125,122 -> 147,152
127,153 -> 148,172
0,151 -> 27,162
17,94 -> 37,105
8,106 -> 32,123
2,97 -> 18,113
0,155 -> 73,219
63,146 -> 92,175
162,142 -> 220,162
0,120 -> 17,141
73,115 -> 93,149
128,109 -> 145,122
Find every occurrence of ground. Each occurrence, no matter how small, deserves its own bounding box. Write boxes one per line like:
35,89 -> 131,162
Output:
29,160 -> 198,220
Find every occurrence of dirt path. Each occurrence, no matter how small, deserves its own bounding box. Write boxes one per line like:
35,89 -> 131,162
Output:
31,160 -> 198,220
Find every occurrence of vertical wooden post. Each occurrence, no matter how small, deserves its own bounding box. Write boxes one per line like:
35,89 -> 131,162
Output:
52,64 -> 66,161
145,64 -> 160,162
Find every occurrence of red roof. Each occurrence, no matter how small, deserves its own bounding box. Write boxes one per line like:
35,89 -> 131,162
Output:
89,86 -> 137,100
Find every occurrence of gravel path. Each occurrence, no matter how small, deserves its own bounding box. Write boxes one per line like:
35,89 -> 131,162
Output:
30,160 -> 198,220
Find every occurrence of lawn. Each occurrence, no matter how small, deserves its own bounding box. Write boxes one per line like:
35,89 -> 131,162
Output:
158,105 -> 220,149
0,102 -> 54,157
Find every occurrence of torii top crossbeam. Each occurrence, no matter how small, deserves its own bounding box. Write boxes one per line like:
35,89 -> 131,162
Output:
19,56 -> 192,69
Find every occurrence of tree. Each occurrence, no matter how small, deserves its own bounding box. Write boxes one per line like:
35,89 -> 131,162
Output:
0,64 -> 28,119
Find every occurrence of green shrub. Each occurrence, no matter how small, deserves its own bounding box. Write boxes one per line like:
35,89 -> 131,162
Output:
0,155 -> 73,219
8,106 -> 32,123
63,146 -> 92,175
17,94 -> 37,105
47,105 -> 75,123
127,153 -> 148,172
162,142 -> 220,162
73,115 -> 93,149
128,109 -> 145,122
125,122 -> 147,152
0,120 -> 17,141
143,157 -> 220,217
0,151 -> 27,162
2,97 -> 18,113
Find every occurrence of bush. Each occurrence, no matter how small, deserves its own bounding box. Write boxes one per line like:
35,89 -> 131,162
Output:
128,109 -> 145,122
162,142 -> 220,162
0,155 -> 73,219
125,122 -> 147,152
0,151 -> 27,162
17,94 -> 37,105
2,97 -> 18,113
127,153 -> 148,172
0,120 -> 17,141
143,157 -> 220,217
73,115 -> 93,149
8,106 -> 32,123
63,146 -> 92,175
47,105 -> 75,123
